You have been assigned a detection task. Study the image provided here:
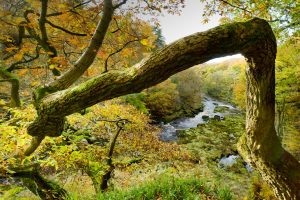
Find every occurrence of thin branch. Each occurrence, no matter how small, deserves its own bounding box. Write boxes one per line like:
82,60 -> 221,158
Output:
0,78 -> 15,83
218,0 -> 252,15
142,0 -> 160,11
63,41 -> 84,60
17,22 -> 26,46
46,0 -> 92,17
99,117 -> 129,191
23,9 -> 35,22
93,117 -> 131,126
23,10 -> 40,40
23,9 -> 57,57
13,66 -> 43,70
45,20 -> 87,36
279,20 -> 300,30
113,0 -> 128,9
7,46 -> 40,72
104,38 -> 140,72
24,135 -> 45,156
39,0 -> 49,42
111,18 -> 121,33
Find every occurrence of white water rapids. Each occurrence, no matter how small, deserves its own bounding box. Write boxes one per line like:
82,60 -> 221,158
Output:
159,96 -> 237,142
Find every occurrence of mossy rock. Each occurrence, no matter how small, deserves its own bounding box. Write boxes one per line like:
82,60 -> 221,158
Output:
178,114 -> 245,163
202,115 -> 210,121
214,106 -> 230,113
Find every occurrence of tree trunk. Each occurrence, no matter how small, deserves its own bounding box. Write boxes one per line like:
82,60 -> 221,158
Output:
86,167 -> 114,194
239,41 -> 300,199
0,67 -> 21,107
275,100 -> 286,141
27,18 -> 300,199
86,124 -> 122,193
22,173 -> 68,200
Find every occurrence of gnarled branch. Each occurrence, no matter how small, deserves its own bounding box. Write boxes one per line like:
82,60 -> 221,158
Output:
26,18 -> 300,199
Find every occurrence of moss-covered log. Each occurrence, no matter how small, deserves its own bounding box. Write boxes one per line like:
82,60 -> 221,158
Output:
27,18 -> 300,199
1,166 -> 68,200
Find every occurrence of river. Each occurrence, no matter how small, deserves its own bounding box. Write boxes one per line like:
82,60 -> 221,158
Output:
158,96 -> 253,171
159,96 -> 238,142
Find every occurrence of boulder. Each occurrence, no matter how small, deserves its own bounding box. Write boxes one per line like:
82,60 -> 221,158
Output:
214,105 -> 230,113
213,115 -> 221,121
202,115 -> 209,121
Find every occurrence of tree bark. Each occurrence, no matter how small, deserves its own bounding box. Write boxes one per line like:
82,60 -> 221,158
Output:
86,122 -> 123,193
239,38 -> 300,199
1,166 -> 68,200
0,67 -> 21,107
46,0 -> 114,92
275,100 -> 286,141
27,18 -> 300,199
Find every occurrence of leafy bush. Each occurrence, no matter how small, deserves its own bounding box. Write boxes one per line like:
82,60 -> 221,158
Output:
122,93 -> 149,114
144,79 -> 181,121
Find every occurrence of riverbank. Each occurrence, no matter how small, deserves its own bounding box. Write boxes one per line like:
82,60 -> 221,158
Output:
177,113 -> 254,197
157,97 -> 275,199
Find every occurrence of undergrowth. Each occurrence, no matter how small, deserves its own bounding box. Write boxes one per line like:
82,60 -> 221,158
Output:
93,176 -> 233,200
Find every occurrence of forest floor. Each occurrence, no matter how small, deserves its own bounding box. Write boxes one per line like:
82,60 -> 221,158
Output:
3,105 -> 275,200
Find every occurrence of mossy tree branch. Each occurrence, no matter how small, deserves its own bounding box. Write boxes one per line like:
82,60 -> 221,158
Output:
1,165 -> 68,200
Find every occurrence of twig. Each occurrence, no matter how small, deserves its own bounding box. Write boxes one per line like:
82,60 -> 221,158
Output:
113,0 -> 128,9
45,20 -> 87,36
46,0 -> 92,17
104,38 -> 140,72
218,0 -> 252,15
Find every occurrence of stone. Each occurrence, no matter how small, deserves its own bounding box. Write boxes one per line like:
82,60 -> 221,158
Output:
213,115 -> 221,121
202,115 -> 209,121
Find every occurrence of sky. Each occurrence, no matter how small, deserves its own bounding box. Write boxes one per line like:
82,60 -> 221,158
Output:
157,0 -> 242,63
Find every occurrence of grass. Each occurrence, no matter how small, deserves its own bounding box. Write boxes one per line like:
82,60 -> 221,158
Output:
94,176 -> 233,200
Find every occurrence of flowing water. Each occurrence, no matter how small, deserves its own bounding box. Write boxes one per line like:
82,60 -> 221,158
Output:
158,96 -> 252,171
159,96 -> 238,142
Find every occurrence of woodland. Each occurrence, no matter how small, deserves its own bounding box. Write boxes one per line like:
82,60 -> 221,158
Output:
0,0 -> 299,199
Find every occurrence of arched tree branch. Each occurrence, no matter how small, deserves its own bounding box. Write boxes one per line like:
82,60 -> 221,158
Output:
25,18 -> 300,199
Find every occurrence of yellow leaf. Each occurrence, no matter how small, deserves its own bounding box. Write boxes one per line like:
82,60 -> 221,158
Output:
14,53 -> 23,61
31,81 -> 39,87
6,47 -> 17,52
140,39 -> 149,46
49,64 -> 56,69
